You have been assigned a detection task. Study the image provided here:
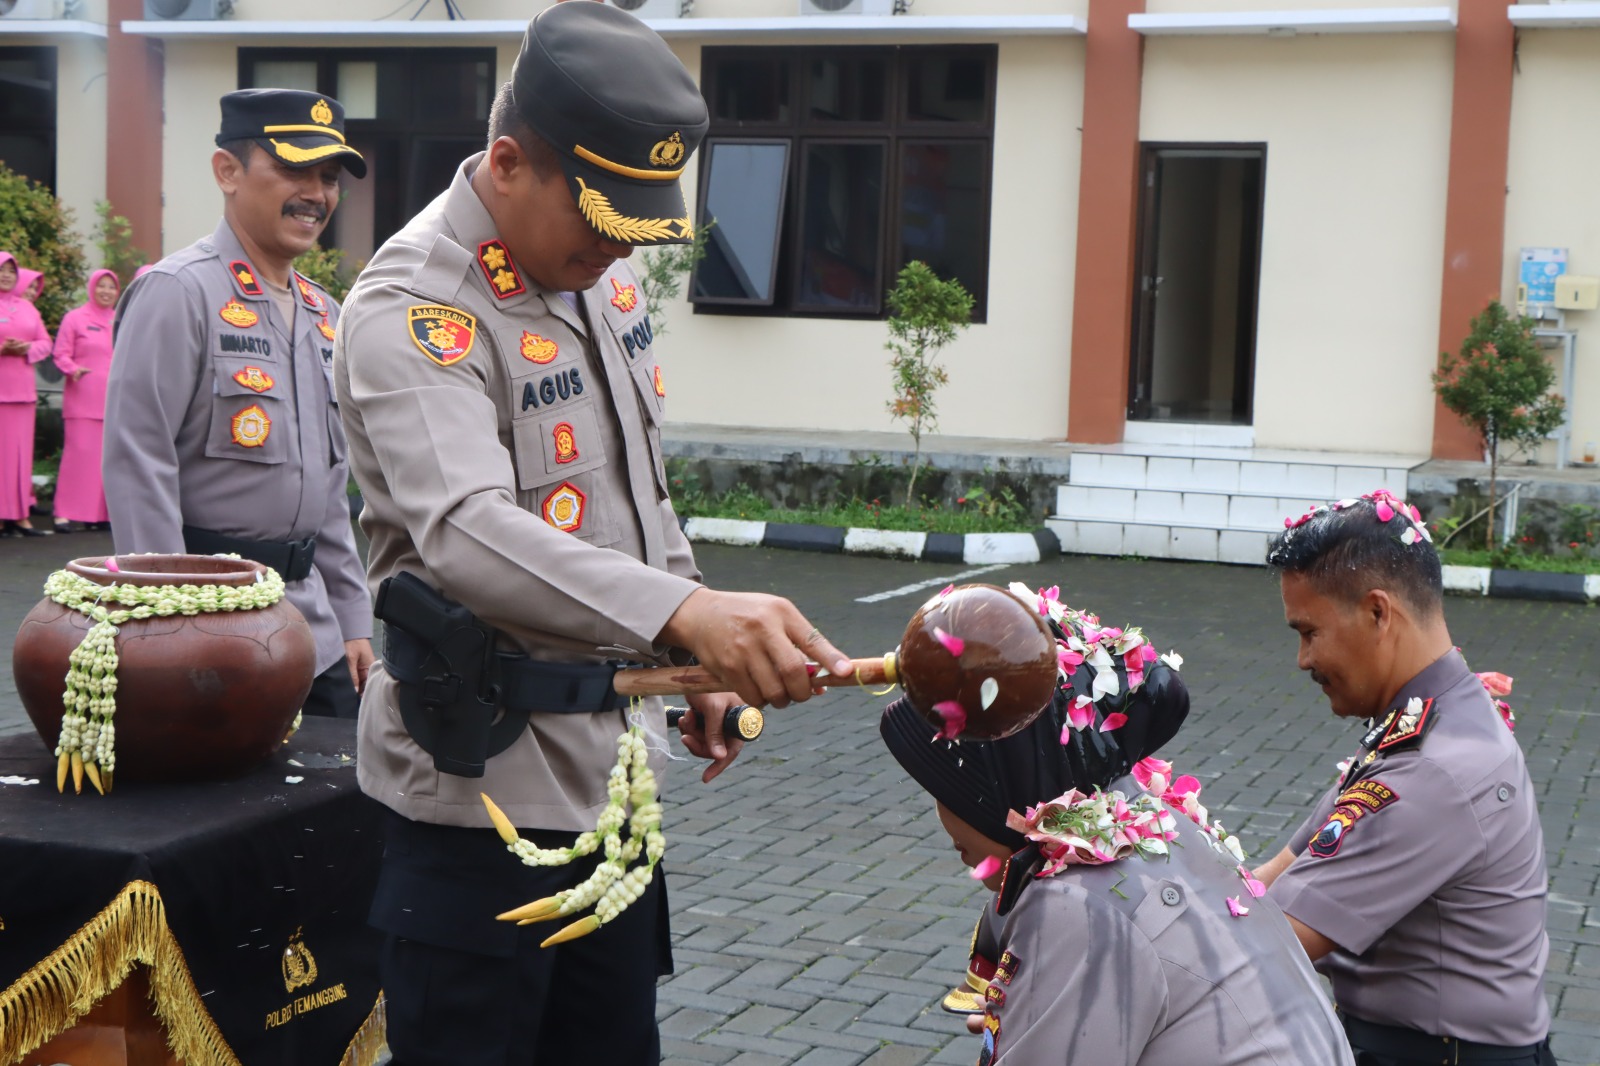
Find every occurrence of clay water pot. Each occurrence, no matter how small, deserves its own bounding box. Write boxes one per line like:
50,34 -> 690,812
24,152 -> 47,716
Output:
897,583 -> 1057,740
12,554 -> 317,783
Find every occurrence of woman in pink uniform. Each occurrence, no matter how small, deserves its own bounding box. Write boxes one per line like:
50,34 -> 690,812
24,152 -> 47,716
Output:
0,252 -> 53,537
51,269 -> 119,531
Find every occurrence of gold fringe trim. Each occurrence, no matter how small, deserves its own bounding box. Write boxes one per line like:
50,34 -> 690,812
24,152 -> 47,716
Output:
0,879 -> 241,1066
575,178 -> 693,245
339,992 -> 387,1066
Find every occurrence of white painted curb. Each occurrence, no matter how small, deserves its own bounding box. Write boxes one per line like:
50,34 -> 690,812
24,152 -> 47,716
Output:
1585,574 -> 1600,603
964,532 -> 1043,565
842,528 -> 927,559
1441,565 -> 1491,596
683,517 -> 766,546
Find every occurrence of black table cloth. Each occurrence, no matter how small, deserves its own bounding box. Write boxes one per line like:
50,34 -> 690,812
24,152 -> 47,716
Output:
0,717 -> 384,1066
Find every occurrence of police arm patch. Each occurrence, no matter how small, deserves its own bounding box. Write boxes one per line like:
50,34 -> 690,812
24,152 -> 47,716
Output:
1307,780 -> 1398,858
407,305 -> 478,367
541,481 -> 587,533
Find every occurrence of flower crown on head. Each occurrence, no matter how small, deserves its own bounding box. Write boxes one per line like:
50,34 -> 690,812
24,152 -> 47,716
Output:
1283,489 -> 1434,547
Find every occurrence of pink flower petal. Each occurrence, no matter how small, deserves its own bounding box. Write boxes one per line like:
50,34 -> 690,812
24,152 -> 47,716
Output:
1067,695 -> 1094,732
1226,896 -> 1250,918
970,855 -> 1002,881
1478,671 -> 1514,698
1058,646 -> 1084,668
1375,500 -> 1395,522
1099,713 -> 1128,732
1238,868 -> 1267,898
1167,775 -> 1202,797
1126,668 -> 1144,691
1140,644 -> 1158,664
932,700 -> 967,741
1409,504 -> 1422,523
104,557 -> 120,572
939,585 -> 954,597
933,627 -> 965,658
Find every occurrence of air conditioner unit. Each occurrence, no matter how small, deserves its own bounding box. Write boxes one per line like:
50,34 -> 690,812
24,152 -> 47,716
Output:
800,0 -> 895,14
0,0 -> 61,19
142,0 -> 233,19
603,0 -> 684,18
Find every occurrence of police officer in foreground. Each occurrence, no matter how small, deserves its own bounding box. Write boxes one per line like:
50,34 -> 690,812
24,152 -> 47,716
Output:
332,5 -> 850,1062
104,89 -> 375,718
1257,493 -> 1557,1066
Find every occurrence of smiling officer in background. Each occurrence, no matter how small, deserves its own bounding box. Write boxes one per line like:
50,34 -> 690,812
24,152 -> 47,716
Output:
104,89 -> 375,718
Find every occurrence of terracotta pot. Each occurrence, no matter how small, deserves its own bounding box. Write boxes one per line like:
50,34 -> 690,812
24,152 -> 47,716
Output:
12,554 -> 317,783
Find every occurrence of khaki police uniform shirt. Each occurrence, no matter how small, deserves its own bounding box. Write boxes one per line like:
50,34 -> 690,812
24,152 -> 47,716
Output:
334,155 -> 703,832
1273,649 -> 1551,1046
104,220 -> 372,677
981,777 -> 1354,1066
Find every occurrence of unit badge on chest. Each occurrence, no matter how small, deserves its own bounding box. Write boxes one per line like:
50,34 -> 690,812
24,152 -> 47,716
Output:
317,314 -> 336,341
609,277 -> 638,313
553,422 -> 579,465
542,481 -> 586,533
478,239 -> 525,299
521,332 -> 559,364
653,364 -> 665,397
232,366 -> 275,394
219,299 -> 259,328
295,274 -> 325,311
231,404 -> 271,448
407,305 -> 477,367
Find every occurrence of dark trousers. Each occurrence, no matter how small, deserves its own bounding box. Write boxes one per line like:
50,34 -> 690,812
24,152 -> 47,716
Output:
372,810 -> 672,1066
302,661 -> 360,719
1344,1014 -> 1558,1066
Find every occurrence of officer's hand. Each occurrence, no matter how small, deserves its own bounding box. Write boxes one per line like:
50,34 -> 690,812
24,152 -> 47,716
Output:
660,588 -> 850,710
676,691 -> 745,783
966,1014 -> 985,1035
344,638 -> 375,694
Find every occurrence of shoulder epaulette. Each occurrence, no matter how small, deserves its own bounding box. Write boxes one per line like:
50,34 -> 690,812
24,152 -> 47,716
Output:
994,844 -> 1042,917
1376,697 -> 1437,754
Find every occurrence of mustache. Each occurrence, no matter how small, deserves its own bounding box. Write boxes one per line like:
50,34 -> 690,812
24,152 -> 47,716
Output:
282,202 -> 328,221
1309,670 -> 1331,687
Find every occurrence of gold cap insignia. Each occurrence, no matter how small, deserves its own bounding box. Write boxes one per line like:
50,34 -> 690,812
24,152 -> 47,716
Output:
310,99 -> 334,126
648,131 -> 686,169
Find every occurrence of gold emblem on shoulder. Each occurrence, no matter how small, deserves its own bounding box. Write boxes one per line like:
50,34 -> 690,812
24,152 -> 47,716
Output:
282,927 -> 319,993
648,131 -> 685,168
310,99 -> 334,126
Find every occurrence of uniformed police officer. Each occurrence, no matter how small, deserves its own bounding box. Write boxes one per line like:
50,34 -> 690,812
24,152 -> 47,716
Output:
332,5 -> 851,1063
103,89 -> 375,719
1256,493 -> 1557,1066
880,630 -> 1355,1065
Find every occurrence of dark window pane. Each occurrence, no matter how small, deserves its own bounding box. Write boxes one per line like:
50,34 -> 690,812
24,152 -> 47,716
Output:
796,142 -> 884,312
710,57 -> 791,124
693,141 -> 790,304
904,52 -> 989,124
414,57 -> 492,124
0,49 -> 55,190
807,54 -> 887,123
899,141 -> 987,306
406,137 -> 479,215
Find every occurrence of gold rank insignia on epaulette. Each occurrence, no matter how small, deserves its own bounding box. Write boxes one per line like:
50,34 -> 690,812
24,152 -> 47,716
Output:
477,239 -> 525,299
230,260 -> 263,297
219,299 -> 259,328
1377,697 -> 1436,753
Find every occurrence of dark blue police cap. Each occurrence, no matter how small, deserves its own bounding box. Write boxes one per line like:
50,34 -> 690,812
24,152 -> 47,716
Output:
511,1 -> 708,246
216,88 -> 367,180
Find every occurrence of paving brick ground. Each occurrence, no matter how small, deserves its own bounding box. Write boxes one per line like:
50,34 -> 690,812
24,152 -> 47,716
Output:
3,533 -> 1597,1064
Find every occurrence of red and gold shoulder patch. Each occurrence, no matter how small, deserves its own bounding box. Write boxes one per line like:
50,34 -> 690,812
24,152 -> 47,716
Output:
653,364 -> 666,397
521,332 -> 559,364
407,305 -> 477,367
230,404 -> 271,448
993,950 -> 1020,986
478,239 -> 525,300
293,272 -> 325,312
230,260 -> 262,297
219,299 -> 259,328
232,366 -> 275,394
609,277 -> 638,313
317,313 -> 336,341
552,422 -> 579,465
1378,698 -> 1435,752
542,481 -> 586,533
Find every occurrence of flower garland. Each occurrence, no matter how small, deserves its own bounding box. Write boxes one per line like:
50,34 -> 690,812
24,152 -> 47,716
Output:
42,561 -> 286,795
481,720 -> 664,947
1282,488 -> 1433,546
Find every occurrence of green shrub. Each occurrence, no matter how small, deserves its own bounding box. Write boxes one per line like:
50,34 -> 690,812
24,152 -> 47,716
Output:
292,243 -> 358,304
93,201 -> 148,288
0,161 -> 89,333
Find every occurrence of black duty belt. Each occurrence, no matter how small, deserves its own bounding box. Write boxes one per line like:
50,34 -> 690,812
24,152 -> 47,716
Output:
1341,1012 -> 1549,1064
183,525 -> 317,582
382,627 -> 626,718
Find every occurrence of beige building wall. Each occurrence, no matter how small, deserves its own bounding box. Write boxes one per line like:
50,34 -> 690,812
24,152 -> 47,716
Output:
1504,28 -> 1600,466
1140,34 -> 1453,457
53,36 -> 108,259
659,35 -> 1084,439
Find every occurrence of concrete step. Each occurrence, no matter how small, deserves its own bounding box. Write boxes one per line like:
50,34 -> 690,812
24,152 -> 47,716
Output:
1044,518 -> 1273,566
1055,485 -> 1333,531
1067,449 -> 1417,498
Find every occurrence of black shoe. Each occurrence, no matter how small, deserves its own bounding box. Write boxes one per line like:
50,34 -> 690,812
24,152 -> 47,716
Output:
0,523 -> 17,539
17,525 -> 53,537
53,521 -> 75,534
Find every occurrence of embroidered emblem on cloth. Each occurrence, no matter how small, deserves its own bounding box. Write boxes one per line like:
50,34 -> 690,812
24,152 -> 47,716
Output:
219,299 -> 259,328
407,305 -> 477,367
231,404 -> 271,448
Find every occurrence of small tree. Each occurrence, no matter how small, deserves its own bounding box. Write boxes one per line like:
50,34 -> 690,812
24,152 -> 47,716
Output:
1433,300 -> 1566,550
635,219 -> 713,335
93,201 -> 148,288
0,162 -> 89,333
884,260 -> 973,505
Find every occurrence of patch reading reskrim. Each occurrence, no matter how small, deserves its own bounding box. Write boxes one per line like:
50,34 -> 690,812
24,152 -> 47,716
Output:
407,305 -> 477,367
